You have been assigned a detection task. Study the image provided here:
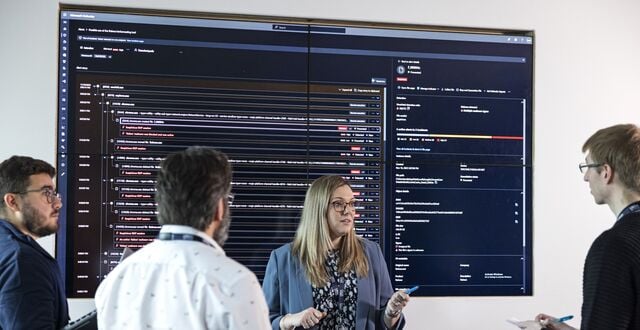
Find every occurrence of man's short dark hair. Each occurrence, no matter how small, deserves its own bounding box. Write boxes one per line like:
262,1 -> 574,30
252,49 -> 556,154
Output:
0,156 -> 55,211
155,146 -> 232,231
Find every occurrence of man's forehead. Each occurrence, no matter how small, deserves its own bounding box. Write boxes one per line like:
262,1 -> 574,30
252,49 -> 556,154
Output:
28,173 -> 55,188
584,150 -> 593,162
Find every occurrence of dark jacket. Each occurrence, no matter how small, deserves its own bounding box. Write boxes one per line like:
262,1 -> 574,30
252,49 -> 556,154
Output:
0,219 -> 69,329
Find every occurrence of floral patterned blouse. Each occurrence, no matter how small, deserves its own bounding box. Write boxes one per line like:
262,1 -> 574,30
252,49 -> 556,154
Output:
312,250 -> 358,329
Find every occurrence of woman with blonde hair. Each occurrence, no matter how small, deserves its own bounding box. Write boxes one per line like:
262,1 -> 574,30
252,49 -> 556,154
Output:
263,175 -> 408,329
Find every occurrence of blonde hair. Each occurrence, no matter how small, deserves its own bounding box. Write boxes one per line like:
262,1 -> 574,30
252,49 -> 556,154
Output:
583,124 -> 640,193
292,175 -> 369,287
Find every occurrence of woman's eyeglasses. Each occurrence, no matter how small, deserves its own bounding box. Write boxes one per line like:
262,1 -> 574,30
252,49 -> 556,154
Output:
330,200 -> 358,213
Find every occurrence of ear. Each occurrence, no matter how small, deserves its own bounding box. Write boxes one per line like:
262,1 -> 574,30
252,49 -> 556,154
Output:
204,197 -> 225,237
601,164 -> 614,184
214,197 -> 225,223
3,193 -> 21,213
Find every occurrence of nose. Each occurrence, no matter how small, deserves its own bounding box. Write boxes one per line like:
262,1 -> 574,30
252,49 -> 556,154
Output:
53,196 -> 63,209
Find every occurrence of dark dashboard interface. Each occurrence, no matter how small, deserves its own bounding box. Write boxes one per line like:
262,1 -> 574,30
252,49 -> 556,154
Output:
57,9 -> 533,297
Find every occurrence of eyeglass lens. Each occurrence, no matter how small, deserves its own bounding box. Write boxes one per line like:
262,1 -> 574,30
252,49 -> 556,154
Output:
332,201 -> 356,212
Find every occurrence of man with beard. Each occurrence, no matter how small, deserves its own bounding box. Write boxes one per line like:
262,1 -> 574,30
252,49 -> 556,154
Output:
95,146 -> 270,329
0,156 -> 69,329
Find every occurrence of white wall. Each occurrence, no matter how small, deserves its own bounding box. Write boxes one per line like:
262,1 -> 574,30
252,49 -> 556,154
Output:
2,0 -> 639,328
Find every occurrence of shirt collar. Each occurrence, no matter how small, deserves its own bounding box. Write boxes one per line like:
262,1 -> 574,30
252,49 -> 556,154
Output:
0,219 -> 56,260
158,224 -> 224,254
617,200 -> 640,221
0,219 -> 24,237
0,218 -> 35,243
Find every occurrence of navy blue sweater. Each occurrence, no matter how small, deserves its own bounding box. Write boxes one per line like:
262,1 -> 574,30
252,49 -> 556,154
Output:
581,211 -> 640,329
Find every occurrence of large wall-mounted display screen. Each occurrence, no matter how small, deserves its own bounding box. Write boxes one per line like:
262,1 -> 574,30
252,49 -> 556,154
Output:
57,7 -> 534,298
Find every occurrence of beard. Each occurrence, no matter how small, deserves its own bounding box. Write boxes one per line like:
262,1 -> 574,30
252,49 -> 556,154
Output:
212,206 -> 231,246
22,201 -> 58,238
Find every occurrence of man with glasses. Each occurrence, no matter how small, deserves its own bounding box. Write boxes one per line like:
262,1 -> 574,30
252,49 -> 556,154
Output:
0,155 -> 69,329
537,124 -> 640,330
95,146 -> 270,329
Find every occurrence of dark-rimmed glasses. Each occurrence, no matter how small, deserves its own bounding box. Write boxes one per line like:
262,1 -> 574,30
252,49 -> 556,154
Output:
330,200 -> 357,213
13,187 -> 61,204
578,163 -> 603,174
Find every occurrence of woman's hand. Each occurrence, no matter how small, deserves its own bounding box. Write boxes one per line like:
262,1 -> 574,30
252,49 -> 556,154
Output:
280,307 -> 327,330
384,290 -> 410,328
535,314 -> 577,330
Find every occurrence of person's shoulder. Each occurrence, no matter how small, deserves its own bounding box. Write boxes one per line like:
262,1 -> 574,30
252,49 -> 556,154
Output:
0,241 -> 56,291
360,237 -> 380,252
98,243 -> 157,282
608,213 -> 640,242
0,222 -> 50,261
360,237 -> 377,246
218,252 -> 252,270
0,223 -> 22,253
0,237 -> 22,290
358,237 -> 385,263
207,253 -> 262,288
0,234 -> 20,259
0,237 -> 44,267
591,215 -> 640,262
271,242 -> 293,258
617,212 -> 640,227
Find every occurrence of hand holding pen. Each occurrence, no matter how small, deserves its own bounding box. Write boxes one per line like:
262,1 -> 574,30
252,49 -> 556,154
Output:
535,314 -> 576,330
383,286 -> 417,328
405,285 -> 420,295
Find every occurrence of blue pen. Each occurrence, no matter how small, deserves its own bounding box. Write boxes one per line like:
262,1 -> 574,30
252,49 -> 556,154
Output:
555,315 -> 573,323
404,285 -> 419,294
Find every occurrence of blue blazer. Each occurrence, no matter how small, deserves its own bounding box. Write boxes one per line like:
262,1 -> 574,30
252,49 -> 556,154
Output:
0,220 -> 69,329
262,238 -> 405,330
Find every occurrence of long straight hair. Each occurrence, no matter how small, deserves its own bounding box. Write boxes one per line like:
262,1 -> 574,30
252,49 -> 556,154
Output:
292,175 -> 369,287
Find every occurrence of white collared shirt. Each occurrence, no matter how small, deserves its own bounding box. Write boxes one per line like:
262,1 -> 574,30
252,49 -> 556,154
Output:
95,225 -> 270,330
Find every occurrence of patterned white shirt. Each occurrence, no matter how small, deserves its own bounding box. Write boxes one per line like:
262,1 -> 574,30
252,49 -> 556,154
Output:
95,225 -> 270,330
